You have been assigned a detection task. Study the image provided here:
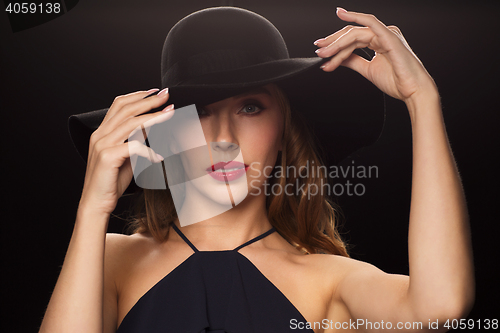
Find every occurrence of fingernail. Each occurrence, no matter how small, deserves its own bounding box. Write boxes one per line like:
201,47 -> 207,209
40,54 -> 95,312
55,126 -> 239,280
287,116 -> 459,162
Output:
320,65 -> 326,69
162,104 -> 174,112
158,87 -> 169,97
313,38 -> 324,45
146,88 -> 159,93
315,48 -> 323,54
336,7 -> 347,14
156,153 -> 164,162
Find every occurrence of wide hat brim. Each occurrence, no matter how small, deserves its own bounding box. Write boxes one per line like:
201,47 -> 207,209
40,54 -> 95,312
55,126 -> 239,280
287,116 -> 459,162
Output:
69,55 -> 385,195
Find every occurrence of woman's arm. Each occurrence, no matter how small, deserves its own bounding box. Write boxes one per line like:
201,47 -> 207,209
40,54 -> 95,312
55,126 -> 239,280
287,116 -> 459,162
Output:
38,207 -> 114,333
334,88 -> 474,331
316,8 -> 474,331
38,89 -> 174,333
405,87 -> 474,321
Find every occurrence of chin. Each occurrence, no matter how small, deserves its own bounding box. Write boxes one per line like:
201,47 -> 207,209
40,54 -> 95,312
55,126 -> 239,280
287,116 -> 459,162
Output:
190,172 -> 250,207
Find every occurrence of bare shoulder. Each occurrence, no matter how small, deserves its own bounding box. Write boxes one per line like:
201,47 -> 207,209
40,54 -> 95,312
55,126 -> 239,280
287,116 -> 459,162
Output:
258,249 -> 397,324
264,232 -> 401,288
105,232 -> 153,256
292,252 -> 368,277
102,232 -> 160,331
306,252 -> 401,275
104,232 -> 157,277
105,231 -> 154,251
308,253 -> 381,273
303,253 -> 409,296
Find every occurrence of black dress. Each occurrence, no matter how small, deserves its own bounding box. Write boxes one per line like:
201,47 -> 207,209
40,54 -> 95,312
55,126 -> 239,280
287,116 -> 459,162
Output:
116,223 -> 315,333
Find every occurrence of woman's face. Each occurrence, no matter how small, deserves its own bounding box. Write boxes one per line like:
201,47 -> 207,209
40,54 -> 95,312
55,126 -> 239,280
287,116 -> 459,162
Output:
172,83 -> 284,209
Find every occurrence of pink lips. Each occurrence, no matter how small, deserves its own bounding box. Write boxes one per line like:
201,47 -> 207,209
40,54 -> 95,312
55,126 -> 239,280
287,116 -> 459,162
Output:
206,161 -> 249,182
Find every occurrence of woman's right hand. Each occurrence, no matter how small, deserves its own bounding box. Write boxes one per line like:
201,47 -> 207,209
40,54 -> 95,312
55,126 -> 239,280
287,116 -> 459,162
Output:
78,88 -> 175,216
39,90 -> 174,333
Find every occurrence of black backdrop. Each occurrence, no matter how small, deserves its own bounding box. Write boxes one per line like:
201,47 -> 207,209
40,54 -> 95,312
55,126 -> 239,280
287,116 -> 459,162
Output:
1,0 -> 499,332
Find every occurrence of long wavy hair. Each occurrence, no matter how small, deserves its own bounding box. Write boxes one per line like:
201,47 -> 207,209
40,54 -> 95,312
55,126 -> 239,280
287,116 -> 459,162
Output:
127,83 -> 349,256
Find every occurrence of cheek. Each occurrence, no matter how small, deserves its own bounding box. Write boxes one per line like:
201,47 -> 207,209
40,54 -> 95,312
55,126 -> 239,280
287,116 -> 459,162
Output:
240,112 -> 282,194
240,111 -> 283,164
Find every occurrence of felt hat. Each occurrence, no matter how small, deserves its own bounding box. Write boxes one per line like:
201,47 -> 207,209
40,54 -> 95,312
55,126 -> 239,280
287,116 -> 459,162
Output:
68,6 -> 385,193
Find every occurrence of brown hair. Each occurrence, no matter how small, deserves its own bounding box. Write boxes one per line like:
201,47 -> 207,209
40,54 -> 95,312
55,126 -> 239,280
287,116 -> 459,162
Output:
127,84 -> 349,256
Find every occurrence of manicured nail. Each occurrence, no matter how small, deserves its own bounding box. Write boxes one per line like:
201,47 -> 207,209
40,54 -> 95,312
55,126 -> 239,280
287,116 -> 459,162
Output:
320,65 -> 326,69
313,38 -> 325,45
337,7 -> 347,14
162,104 -> 174,112
146,88 -> 159,94
156,153 -> 164,162
158,87 -> 169,97
315,48 -> 323,54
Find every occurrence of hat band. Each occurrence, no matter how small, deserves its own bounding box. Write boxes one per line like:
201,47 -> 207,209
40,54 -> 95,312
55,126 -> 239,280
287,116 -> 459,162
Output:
162,49 -> 279,87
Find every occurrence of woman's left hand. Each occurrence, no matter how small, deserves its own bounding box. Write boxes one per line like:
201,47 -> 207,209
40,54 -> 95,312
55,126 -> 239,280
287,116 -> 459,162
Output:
315,8 -> 438,103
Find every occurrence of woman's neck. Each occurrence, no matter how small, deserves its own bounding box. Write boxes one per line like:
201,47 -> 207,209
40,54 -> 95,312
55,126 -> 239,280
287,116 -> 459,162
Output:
174,190 -> 272,251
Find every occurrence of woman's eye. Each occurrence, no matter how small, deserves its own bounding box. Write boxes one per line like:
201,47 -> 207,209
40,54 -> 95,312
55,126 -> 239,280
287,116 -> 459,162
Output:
196,103 -> 264,117
240,104 -> 263,115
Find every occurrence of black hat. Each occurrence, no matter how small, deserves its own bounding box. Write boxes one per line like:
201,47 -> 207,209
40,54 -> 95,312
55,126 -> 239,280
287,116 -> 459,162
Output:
69,6 -> 385,193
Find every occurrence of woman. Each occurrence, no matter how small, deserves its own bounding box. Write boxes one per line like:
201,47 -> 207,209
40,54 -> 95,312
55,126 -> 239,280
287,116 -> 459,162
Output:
39,6 -> 474,333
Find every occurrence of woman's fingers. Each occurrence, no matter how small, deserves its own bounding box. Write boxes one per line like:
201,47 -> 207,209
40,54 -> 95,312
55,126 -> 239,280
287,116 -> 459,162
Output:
314,8 -> 391,50
314,9 -> 409,63
320,42 -> 369,73
335,8 -> 394,41
104,88 -> 170,129
316,25 -> 376,73
90,104 -> 174,164
96,141 -> 163,169
84,140 -> 163,201
314,25 -> 355,47
102,88 -> 159,123
88,88 -> 172,163
338,53 -> 371,78
315,26 -> 374,59
125,140 -> 164,164
105,104 -> 175,147
314,8 -> 414,79
313,8 -> 436,103
91,88 -> 170,146
81,88 -> 172,210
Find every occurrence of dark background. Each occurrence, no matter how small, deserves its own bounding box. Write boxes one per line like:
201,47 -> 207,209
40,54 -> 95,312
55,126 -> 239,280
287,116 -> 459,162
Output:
1,0 -> 499,332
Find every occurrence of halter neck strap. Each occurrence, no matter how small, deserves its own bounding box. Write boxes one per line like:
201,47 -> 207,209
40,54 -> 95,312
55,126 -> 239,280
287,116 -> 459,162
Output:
172,223 -> 199,252
171,223 -> 276,253
233,227 -> 276,251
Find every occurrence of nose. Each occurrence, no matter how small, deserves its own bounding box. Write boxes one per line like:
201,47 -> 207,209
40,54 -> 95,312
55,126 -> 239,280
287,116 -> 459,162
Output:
211,141 -> 238,151
207,111 -> 239,153
210,141 -> 239,153
208,115 -> 240,164
210,140 -> 240,165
